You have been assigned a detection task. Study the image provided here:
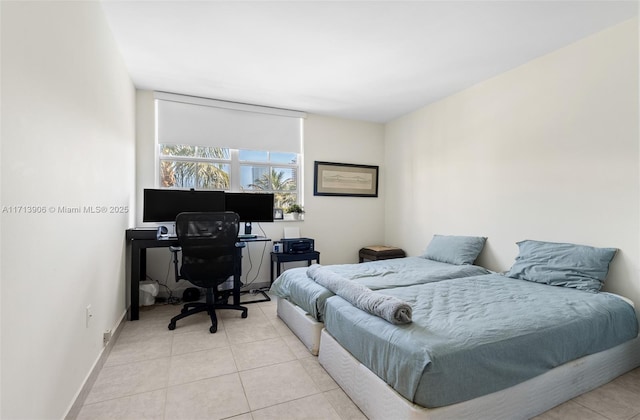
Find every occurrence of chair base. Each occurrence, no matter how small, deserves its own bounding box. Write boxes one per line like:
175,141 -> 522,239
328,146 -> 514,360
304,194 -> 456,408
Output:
168,288 -> 248,333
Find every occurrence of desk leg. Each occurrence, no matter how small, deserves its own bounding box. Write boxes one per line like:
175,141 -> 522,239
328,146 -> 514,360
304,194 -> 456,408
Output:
130,244 -> 142,321
277,262 -> 282,277
271,258 -> 275,284
233,247 -> 241,306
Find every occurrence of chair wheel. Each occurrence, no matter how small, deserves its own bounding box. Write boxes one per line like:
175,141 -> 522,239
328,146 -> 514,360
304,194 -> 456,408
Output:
241,310 -> 248,319
168,322 -> 176,330
209,325 -> 217,333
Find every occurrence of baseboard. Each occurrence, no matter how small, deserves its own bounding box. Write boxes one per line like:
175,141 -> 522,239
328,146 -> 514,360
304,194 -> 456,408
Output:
64,309 -> 127,419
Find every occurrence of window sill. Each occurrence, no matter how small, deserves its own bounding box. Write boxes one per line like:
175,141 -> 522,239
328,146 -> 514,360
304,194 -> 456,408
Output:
276,216 -> 304,222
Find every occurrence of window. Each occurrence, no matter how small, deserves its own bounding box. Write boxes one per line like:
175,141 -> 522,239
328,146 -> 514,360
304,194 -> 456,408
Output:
160,145 -> 231,189
155,92 -> 306,210
238,150 -> 298,209
159,145 -> 299,209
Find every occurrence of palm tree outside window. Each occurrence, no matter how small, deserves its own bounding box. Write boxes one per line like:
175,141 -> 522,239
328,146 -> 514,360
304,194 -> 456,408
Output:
159,145 -> 300,210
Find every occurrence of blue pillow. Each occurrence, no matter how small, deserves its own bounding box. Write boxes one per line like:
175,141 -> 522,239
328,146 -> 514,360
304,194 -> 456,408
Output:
422,235 -> 487,265
506,240 -> 617,292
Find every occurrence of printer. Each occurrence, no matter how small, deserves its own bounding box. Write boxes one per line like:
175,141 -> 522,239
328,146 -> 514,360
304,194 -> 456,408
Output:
280,237 -> 315,254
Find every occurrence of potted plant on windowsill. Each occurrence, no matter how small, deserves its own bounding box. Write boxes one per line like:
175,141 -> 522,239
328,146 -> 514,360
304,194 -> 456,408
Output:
285,204 -> 304,220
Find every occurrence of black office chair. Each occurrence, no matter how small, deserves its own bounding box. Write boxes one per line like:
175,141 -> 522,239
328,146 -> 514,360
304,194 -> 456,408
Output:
167,211 -> 248,333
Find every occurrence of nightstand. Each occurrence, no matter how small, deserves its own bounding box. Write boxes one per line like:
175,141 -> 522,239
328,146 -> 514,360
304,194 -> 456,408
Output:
271,251 -> 320,283
358,245 -> 405,262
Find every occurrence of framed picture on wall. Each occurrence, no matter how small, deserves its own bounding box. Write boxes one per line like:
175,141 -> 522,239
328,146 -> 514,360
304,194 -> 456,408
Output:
314,161 -> 379,197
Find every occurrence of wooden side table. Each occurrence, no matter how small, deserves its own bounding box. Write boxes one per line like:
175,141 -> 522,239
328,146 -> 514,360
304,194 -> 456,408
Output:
358,245 -> 405,262
271,251 -> 320,283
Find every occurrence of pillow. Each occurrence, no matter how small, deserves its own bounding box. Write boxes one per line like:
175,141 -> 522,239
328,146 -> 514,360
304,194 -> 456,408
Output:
506,240 -> 617,292
422,235 -> 487,265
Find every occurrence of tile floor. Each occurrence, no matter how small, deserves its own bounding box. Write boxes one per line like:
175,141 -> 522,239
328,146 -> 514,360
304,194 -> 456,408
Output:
78,295 -> 640,420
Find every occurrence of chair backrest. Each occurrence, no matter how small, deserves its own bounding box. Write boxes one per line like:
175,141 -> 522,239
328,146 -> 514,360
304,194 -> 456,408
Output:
175,211 -> 240,287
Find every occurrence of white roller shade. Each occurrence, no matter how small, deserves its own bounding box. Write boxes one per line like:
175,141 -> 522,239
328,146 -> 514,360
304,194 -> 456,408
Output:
155,92 -> 305,153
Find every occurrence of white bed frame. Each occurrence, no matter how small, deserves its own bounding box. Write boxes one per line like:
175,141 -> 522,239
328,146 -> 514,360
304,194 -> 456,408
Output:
277,297 -> 324,355
277,292 -> 640,418
319,329 -> 640,420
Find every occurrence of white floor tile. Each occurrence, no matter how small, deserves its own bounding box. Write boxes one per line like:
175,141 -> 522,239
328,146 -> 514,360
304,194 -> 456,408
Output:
251,393 -> 341,420
77,389 -> 166,420
171,328 -> 230,356
323,388 -> 368,420
231,337 -> 297,371
168,346 -> 238,386
239,360 -> 320,411
165,373 -> 250,420
81,303 -> 640,420
85,358 -> 169,405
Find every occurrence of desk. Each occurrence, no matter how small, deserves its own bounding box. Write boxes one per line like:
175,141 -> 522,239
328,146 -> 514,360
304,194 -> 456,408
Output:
126,228 -> 269,320
271,251 -> 321,283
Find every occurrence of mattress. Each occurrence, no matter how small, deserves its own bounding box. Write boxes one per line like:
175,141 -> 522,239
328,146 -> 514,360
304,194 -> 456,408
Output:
319,329 -> 640,420
270,256 -> 490,321
322,274 -> 639,408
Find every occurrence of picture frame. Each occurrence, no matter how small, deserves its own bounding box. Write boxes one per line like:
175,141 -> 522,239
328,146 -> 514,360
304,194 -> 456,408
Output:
314,161 -> 379,197
273,208 -> 284,220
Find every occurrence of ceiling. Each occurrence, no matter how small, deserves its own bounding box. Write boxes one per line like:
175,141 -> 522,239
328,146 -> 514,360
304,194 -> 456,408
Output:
100,1 -> 638,123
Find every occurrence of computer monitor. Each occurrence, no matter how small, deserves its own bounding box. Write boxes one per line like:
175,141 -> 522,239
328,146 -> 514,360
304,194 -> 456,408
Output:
225,192 -> 274,235
142,189 -> 226,223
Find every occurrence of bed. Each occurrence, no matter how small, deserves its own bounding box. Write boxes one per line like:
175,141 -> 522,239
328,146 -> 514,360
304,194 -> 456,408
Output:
270,235 -> 491,354
319,329 -> 640,420
318,240 -> 640,419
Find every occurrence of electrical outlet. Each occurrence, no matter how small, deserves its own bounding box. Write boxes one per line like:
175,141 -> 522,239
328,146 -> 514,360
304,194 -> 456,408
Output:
103,330 -> 111,346
86,304 -> 93,328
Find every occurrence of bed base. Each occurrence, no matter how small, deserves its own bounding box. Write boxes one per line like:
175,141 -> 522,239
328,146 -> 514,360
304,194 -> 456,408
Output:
319,328 -> 640,420
277,297 -> 324,355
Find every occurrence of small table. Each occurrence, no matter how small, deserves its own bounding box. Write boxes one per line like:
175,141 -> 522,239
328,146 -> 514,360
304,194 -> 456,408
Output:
358,245 -> 405,262
271,251 -> 320,283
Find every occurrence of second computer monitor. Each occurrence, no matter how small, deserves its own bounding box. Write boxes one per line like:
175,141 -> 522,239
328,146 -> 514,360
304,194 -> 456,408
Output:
225,192 -> 274,235
225,192 -> 274,222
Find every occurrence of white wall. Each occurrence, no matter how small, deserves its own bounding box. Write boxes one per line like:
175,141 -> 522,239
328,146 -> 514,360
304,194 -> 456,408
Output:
135,93 -> 385,294
302,114 -> 386,263
385,19 -> 639,310
0,2 -> 136,418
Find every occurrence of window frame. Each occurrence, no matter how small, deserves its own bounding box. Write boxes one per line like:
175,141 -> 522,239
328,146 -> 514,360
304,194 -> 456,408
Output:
158,145 -> 301,209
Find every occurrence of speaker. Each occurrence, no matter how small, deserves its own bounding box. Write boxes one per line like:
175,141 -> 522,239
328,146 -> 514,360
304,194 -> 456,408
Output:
182,287 -> 200,302
156,223 -> 176,239
156,225 -> 169,239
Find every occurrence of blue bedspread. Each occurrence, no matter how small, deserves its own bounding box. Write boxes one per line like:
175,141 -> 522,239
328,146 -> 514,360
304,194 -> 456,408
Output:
269,257 -> 490,321
323,273 -> 639,407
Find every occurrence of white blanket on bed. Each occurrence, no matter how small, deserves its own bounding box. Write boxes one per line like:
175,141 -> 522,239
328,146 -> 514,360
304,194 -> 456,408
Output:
307,264 -> 412,324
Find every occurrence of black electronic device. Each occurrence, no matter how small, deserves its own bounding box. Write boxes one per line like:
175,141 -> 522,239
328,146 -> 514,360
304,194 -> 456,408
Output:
126,228 -> 158,240
143,189 -> 225,222
225,192 -> 274,235
281,238 -> 315,254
